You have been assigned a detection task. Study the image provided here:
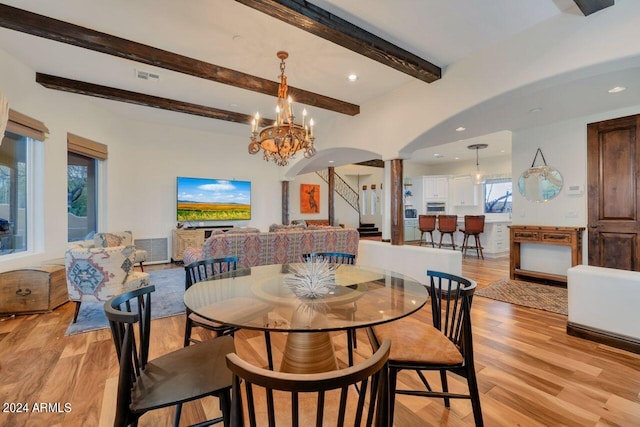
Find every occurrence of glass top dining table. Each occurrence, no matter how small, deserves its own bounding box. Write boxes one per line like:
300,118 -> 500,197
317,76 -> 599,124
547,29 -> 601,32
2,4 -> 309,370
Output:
183,263 -> 429,373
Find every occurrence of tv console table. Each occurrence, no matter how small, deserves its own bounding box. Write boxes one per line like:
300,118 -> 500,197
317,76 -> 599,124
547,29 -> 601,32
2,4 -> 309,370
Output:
171,226 -> 233,263
509,225 -> 585,283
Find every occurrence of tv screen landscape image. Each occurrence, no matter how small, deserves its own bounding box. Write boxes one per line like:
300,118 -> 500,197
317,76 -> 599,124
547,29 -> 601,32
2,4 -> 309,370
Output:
177,177 -> 251,222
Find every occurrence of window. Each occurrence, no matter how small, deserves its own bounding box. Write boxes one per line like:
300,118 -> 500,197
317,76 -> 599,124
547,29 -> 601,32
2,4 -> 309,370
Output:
67,133 -> 107,242
0,109 -> 47,258
68,152 -> 97,241
484,178 -> 512,214
0,132 -> 29,255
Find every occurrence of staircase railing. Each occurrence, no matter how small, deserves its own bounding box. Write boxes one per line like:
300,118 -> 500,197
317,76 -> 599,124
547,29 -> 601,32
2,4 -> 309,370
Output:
316,169 -> 360,215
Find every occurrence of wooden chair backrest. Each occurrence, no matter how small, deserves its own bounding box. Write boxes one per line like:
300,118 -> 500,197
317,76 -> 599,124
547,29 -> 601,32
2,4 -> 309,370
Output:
437,215 -> 458,232
226,339 -> 391,427
463,215 -> 485,234
418,215 -> 437,231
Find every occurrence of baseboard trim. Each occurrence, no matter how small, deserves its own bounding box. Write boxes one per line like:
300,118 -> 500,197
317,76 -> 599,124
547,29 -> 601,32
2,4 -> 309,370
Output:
566,321 -> 640,354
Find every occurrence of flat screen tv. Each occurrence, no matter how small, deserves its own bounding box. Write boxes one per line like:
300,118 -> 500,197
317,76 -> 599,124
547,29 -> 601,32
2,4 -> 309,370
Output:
177,177 -> 251,222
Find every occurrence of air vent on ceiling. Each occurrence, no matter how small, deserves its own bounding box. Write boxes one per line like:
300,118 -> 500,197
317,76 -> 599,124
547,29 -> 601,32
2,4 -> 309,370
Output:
135,69 -> 160,82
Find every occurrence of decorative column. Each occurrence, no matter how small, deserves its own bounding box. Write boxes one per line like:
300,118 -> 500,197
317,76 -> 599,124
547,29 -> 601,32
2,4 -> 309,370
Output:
328,167 -> 335,226
390,159 -> 404,245
281,181 -> 290,225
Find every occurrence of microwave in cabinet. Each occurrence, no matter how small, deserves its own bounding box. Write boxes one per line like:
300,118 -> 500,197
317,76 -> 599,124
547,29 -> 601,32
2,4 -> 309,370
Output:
404,208 -> 417,218
426,202 -> 446,214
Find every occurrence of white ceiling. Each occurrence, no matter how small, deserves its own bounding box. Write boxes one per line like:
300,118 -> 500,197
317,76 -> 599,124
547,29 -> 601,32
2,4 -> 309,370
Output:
2,0 -> 634,169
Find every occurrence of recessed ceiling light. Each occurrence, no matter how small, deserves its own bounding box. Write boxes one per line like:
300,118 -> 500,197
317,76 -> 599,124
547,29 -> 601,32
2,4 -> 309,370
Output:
528,107 -> 543,113
229,103 -> 238,108
347,74 -> 358,82
608,86 -> 626,93
328,160 -> 335,163
433,153 -> 443,158
456,127 -> 466,132
454,157 -> 460,160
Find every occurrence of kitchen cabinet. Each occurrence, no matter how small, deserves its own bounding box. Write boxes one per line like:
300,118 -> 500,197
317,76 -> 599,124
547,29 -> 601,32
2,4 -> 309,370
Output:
403,218 -> 420,241
483,221 -> 509,256
452,175 -> 477,206
424,176 -> 449,199
412,175 -> 449,214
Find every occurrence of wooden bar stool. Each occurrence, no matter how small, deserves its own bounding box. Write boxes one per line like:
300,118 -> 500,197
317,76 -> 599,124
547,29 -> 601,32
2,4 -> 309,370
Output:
460,215 -> 485,259
437,215 -> 458,250
418,214 -> 437,247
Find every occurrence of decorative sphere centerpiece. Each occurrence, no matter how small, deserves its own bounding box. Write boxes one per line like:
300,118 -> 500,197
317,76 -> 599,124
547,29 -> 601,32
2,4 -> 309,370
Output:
284,258 -> 337,299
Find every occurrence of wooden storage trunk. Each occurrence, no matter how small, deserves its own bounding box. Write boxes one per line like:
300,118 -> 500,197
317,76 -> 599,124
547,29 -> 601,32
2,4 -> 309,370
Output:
0,265 -> 68,315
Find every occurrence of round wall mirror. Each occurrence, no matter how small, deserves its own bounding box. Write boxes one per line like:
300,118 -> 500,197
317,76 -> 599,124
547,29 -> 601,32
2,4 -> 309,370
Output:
517,166 -> 563,202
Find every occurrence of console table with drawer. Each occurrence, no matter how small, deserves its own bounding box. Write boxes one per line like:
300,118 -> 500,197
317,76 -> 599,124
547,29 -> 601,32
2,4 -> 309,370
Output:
509,225 -> 585,283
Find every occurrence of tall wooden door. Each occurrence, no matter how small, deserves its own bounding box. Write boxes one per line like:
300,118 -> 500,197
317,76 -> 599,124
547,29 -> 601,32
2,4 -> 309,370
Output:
587,114 -> 640,270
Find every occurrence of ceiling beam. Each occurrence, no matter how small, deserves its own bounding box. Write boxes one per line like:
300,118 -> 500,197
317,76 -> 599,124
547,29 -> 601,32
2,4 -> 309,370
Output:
0,4 -> 359,116
355,159 -> 385,168
573,0 -> 614,16
234,0 -> 441,83
36,73 -> 275,126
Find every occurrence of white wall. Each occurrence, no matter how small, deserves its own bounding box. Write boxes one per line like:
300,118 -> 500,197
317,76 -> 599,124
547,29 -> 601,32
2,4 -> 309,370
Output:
0,47 -> 282,272
512,104 -> 640,274
291,165 -> 383,230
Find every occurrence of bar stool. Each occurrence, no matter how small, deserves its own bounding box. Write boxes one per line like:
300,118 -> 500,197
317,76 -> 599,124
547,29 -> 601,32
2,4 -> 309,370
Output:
418,214 -> 436,247
437,215 -> 458,250
460,215 -> 485,259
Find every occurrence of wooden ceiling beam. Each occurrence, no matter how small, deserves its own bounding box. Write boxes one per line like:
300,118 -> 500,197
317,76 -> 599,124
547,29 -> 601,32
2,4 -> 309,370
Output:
0,4 -> 359,116
573,0 -> 614,16
36,73 -> 274,126
235,0 -> 441,83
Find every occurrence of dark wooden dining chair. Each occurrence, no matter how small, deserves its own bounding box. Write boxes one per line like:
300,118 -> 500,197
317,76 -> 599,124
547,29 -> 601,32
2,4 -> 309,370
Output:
302,252 -> 358,367
418,214 -> 437,247
185,256 -> 276,370
184,256 -> 239,346
437,215 -> 458,250
104,285 -> 234,427
302,252 -> 356,265
368,270 -> 483,426
460,215 -> 486,259
226,338 -> 391,427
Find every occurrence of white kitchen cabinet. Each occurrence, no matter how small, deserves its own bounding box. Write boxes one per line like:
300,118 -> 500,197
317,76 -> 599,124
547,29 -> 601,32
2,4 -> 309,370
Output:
452,175 -> 477,206
482,221 -> 509,256
403,218 -> 420,241
424,176 -> 449,199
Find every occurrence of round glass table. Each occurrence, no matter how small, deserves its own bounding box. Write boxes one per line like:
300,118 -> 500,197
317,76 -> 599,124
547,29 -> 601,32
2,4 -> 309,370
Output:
183,263 -> 428,373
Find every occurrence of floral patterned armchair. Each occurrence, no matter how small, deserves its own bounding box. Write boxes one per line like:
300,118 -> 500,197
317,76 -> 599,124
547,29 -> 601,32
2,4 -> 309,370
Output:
64,244 -> 150,322
93,231 -> 147,271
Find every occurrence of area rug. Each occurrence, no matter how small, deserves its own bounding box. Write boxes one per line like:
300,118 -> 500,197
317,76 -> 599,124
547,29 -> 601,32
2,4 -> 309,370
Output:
65,268 -> 186,335
475,279 -> 568,315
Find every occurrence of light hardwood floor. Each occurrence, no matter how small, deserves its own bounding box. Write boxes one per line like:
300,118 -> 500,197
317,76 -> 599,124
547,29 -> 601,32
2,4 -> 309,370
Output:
1,256 -> 639,426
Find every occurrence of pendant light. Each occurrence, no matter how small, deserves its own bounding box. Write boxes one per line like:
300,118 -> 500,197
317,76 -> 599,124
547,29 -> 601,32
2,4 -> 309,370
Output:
467,143 -> 488,184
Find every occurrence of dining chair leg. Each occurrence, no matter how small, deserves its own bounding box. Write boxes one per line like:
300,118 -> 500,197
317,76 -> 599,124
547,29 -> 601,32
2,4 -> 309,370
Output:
218,388 -> 232,427
264,331 -> 274,370
388,367 -> 398,425
440,370 -> 450,408
184,318 -> 193,347
173,402 -> 183,427
347,330 -> 355,367
467,365 -> 484,427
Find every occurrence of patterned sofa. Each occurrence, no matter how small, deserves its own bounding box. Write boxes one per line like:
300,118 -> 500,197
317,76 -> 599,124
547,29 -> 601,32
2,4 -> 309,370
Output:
182,227 -> 360,268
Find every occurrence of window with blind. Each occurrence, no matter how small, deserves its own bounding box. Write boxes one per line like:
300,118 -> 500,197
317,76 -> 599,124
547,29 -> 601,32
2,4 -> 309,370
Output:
0,110 -> 47,257
67,133 -> 107,241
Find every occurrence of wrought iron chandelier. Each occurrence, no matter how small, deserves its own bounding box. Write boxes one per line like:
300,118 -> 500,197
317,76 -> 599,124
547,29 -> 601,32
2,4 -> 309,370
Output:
248,51 -> 316,166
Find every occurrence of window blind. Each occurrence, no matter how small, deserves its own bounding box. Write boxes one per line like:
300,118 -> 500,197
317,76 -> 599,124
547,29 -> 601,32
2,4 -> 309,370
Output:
6,109 -> 49,141
67,132 -> 108,160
